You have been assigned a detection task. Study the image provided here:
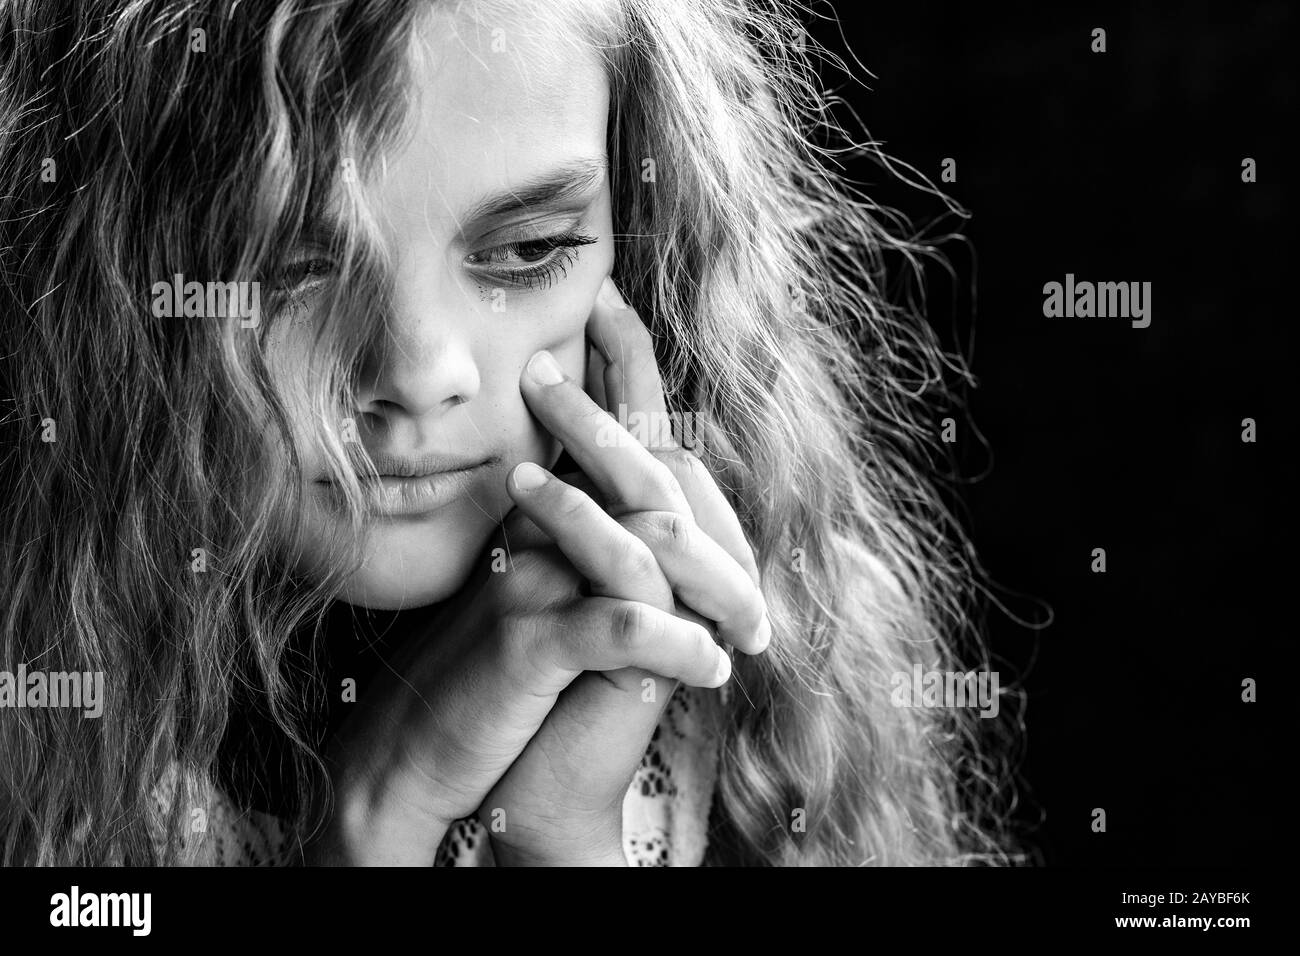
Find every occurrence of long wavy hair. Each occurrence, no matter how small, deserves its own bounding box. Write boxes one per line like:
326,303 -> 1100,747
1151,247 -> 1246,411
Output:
0,0 -> 1022,865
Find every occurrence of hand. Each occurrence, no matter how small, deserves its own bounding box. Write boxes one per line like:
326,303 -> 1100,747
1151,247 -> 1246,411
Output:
306,467 -> 731,866
482,277 -> 771,866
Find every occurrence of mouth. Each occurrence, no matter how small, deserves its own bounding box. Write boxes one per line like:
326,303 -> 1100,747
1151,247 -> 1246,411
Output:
316,453 -> 499,518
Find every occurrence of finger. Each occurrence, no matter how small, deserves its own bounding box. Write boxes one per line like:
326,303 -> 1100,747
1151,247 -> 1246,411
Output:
587,287 -> 766,630
492,470 -> 617,555
522,461 -> 765,653
618,509 -> 768,654
520,351 -> 693,519
583,337 -> 610,409
588,284 -> 757,579
587,277 -> 673,436
507,461 -> 673,609
524,597 -> 730,689
660,447 -> 763,592
586,282 -> 763,599
526,404 -> 770,649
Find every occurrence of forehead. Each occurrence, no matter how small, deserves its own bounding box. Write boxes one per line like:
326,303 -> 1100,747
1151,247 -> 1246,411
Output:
365,3 -> 611,234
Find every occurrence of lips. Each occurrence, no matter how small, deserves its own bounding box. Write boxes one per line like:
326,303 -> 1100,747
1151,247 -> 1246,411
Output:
364,453 -> 490,478
318,451 -> 498,518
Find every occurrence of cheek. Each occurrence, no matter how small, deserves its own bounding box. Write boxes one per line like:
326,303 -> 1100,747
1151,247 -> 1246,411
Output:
478,306 -> 587,386
469,310 -> 587,476
475,237 -> 613,421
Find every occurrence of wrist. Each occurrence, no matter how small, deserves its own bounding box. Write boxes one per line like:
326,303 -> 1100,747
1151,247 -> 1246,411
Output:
310,765 -> 454,866
492,841 -> 628,867
490,813 -> 627,867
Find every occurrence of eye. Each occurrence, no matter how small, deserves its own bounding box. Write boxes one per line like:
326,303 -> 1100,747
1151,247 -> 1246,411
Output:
465,233 -> 598,290
270,256 -> 336,292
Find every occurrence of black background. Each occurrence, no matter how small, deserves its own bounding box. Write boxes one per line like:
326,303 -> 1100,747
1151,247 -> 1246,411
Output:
809,0 -> 1291,865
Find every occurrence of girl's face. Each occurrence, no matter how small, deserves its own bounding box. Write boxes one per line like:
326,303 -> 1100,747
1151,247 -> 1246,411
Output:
269,7 -> 614,609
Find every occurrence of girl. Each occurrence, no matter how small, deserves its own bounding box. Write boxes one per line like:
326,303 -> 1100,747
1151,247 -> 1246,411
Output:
0,0 -> 1017,865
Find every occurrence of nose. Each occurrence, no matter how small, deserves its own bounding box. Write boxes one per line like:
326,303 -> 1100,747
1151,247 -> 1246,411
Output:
354,278 -> 481,422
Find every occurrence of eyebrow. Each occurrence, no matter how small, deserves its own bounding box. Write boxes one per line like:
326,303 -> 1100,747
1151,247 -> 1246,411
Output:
293,157 -> 608,257
459,157 -> 608,225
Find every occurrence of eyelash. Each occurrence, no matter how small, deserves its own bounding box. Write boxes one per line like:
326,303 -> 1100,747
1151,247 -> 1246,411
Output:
265,257 -> 333,314
269,231 -> 598,301
466,232 -> 599,290
271,258 -> 332,292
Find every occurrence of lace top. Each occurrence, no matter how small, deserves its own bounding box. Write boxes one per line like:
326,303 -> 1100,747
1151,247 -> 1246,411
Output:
156,684 -> 722,867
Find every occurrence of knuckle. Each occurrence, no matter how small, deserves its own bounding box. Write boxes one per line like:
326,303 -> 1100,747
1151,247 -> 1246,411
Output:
626,510 -> 690,552
611,601 -> 662,651
499,612 -> 560,686
498,611 -> 541,658
503,553 -> 580,604
494,613 -> 532,676
620,539 -> 661,583
662,511 -> 692,548
639,458 -> 681,503
663,446 -> 704,481
553,485 -> 590,522
610,602 -> 640,649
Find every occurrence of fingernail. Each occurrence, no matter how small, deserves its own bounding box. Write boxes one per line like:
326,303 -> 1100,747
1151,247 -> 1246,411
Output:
527,350 -> 565,385
713,647 -> 733,686
754,613 -> 772,652
599,276 -> 628,309
513,461 -> 549,491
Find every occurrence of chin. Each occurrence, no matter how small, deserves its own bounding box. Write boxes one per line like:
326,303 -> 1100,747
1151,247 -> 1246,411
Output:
337,538 -> 480,609
336,566 -> 464,610
329,502 -> 499,610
